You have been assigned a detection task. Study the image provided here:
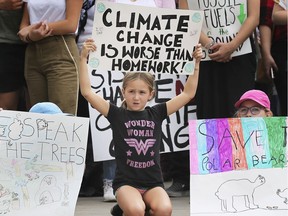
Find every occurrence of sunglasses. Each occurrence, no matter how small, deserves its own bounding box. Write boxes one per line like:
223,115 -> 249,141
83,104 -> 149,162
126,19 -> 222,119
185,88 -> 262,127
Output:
238,106 -> 265,116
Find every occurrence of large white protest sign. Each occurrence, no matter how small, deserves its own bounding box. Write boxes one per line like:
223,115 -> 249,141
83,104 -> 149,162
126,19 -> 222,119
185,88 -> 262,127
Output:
0,111 -> 89,216
189,117 -> 288,216
88,2 -> 203,161
188,0 -> 252,60
89,1 -> 203,74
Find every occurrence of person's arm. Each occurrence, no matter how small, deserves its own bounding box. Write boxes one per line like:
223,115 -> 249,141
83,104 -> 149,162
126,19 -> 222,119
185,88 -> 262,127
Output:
19,0 -> 82,42
166,44 -> 202,116
18,3 -> 52,43
259,25 -> 278,77
272,2 -> 288,25
19,2 -> 29,29
0,0 -> 23,10
178,0 -> 188,9
46,0 -> 83,35
79,38 -> 110,117
209,0 -> 260,62
18,3 -> 32,42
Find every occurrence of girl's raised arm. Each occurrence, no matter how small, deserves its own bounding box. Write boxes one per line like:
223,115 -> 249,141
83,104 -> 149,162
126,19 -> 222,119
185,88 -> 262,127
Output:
166,44 -> 202,116
79,39 -> 110,117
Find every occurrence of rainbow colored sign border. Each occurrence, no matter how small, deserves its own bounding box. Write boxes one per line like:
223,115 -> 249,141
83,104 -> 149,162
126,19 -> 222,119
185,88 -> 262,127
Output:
189,117 -> 287,175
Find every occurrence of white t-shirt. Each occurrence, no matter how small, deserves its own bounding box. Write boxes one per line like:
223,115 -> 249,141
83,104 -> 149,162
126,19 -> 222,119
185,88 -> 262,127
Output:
25,0 -> 66,25
277,0 -> 287,9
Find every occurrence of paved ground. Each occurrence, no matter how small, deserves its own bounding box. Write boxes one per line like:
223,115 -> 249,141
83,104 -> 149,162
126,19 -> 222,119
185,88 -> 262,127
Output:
75,195 -> 190,216
75,181 -> 190,216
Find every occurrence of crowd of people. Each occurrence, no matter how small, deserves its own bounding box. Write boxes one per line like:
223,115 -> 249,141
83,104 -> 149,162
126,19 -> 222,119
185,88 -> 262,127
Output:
0,0 -> 287,215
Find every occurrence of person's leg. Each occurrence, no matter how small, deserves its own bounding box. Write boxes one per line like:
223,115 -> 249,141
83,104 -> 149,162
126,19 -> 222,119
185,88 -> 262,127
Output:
143,187 -> 172,216
165,151 -> 190,197
40,35 -> 79,115
103,160 -> 116,180
272,41 -> 287,116
196,54 -> 256,119
116,185 -> 146,216
17,86 -> 30,111
103,159 -> 116,201
77,92 -> 104,197
0,43 -> 26,110
0,92 -> 19,110
25,43 -> 48,106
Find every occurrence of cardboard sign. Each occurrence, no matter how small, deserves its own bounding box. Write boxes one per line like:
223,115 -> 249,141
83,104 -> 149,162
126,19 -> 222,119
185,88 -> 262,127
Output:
89,1 -> 203,74
188,0 -> 252,60
189,117 -> 288,215
0,111 -> 89,216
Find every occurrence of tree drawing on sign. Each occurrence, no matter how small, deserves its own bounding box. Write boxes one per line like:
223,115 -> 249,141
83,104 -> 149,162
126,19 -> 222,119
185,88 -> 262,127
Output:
8,119 -> 23,140
35,175 -> 61,205
277,188 -> 288,204
215,175 -> 266,212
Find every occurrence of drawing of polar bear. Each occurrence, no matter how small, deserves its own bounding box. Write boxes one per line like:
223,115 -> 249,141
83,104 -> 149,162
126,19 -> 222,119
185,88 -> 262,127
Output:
215,175 -> 266,212
277,188 -> 288,204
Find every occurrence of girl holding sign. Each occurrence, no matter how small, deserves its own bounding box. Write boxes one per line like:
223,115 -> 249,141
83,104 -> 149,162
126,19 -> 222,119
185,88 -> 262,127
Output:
76,0 -> 178,203
79,38 -> 202,216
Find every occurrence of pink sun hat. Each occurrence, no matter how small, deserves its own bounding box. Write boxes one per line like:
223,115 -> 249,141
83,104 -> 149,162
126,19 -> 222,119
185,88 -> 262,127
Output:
234,90 -> 270,109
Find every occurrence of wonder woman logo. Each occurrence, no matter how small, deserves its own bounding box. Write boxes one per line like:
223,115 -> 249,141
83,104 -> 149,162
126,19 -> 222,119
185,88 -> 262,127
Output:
124,138 -> 156,155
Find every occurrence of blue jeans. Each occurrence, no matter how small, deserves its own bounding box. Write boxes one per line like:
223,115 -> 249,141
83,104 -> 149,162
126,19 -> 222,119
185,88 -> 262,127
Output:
103,159 -> 116,180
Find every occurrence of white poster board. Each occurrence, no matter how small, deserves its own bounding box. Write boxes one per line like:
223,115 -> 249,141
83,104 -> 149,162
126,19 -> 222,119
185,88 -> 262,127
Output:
188,0 -> 252,60
88,2 -> 203,161
189,117 -> 288,216
0,110 -> 89,216
89,1 -> 204,74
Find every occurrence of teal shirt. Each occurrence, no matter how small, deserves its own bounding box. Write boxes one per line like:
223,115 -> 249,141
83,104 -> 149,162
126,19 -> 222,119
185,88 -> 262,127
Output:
0,9 -> 24,44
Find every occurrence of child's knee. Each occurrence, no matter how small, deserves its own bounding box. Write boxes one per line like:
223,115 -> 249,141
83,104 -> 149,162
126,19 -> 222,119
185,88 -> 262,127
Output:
150,203 -> 172,216
124,203 -> 146,216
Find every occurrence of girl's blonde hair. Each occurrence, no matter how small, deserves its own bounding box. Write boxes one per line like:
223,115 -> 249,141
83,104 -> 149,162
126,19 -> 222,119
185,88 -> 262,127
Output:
121,72 -> 155,108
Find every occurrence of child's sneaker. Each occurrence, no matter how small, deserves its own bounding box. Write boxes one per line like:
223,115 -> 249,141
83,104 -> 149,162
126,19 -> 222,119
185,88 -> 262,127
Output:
165,181 -> 189,197
110,204 -> 123,216
103,179 -> 116,202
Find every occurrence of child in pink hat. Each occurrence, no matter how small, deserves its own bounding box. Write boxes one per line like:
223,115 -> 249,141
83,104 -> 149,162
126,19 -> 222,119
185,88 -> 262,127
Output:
234,90 -> 273,117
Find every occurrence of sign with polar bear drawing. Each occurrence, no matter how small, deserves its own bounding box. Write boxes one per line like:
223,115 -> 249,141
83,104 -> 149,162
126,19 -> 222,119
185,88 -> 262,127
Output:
0,110 -> 89,216
189,117 -> 288,216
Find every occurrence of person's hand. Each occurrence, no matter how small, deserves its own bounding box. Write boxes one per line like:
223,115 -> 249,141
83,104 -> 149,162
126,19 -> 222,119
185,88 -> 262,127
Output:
18,22 -> 53,43
0,0 -> 23,10
28,22 -> 53,42
262,54 -> 278,78
193,44 -> 203,63
81,38 -> 97,59
18,22 -> 42,42
208,42 -> 234,62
